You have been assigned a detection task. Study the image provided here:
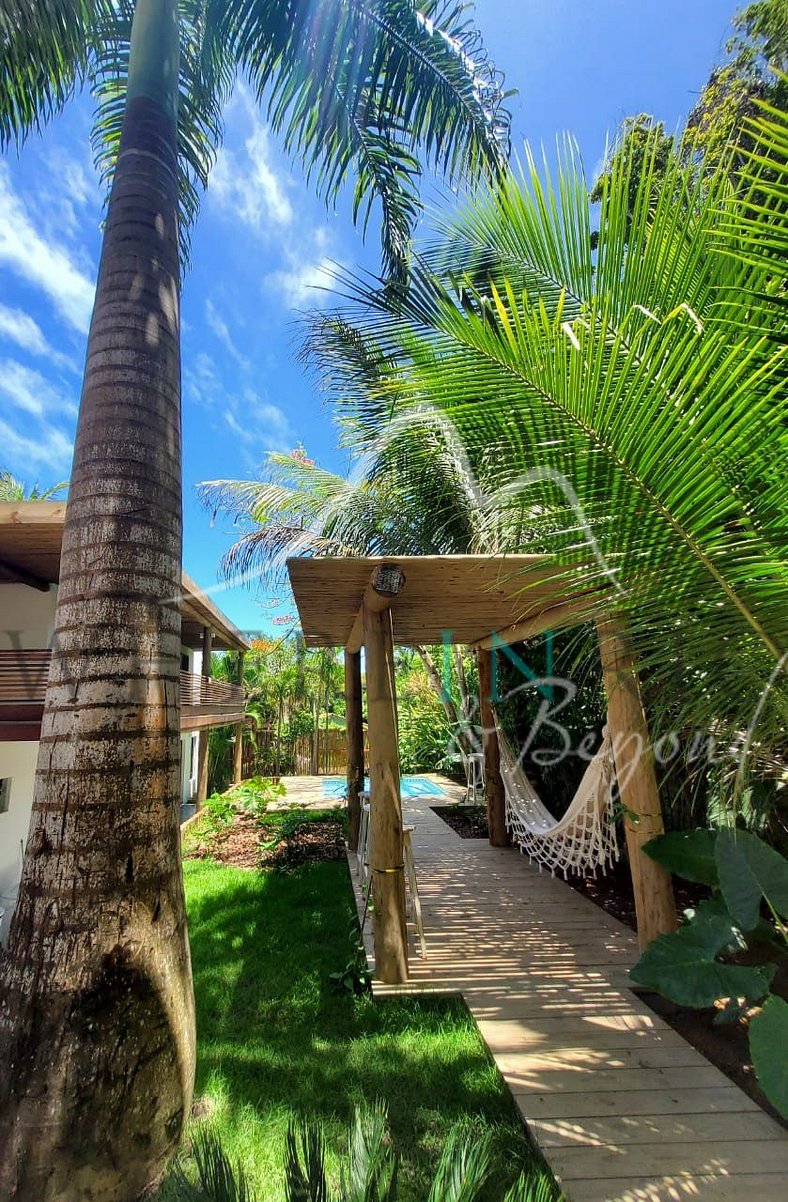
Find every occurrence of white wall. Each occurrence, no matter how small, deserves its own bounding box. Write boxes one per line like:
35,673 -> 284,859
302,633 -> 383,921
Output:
0,741 -> 37,941
180,731 -> 198,803
0,582 -> 57,649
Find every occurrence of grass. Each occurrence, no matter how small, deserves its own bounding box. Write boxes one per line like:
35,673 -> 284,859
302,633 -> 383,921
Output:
171,809 -> 562,1201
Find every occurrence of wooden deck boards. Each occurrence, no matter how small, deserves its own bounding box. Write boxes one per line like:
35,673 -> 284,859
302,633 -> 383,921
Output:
349,796 -> 788,1202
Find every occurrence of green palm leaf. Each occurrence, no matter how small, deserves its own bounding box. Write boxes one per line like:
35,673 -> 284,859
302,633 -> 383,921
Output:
296,140 -> 788,772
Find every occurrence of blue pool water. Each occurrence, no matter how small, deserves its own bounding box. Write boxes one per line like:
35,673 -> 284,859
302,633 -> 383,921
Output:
322,775 -> 447,799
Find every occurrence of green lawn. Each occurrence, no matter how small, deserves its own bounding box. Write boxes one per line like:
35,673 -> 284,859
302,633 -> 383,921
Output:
174,837 -> 561,1201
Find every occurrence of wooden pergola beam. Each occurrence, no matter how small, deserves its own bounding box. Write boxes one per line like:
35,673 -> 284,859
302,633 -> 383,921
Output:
346,563 -> 408,654
597,614 -> 676,949
473,595 -> 600,650
477,647 -> 509,848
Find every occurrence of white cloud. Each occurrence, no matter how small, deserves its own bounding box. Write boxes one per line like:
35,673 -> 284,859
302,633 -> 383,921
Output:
264,229 -> 339,309
210,102 -> 294,231
205,299 -> 250,369
0,164 -> 96,334
0,359 -> 78,419
0,417 -> 73,471
0,304 -> 78,371
224,390 -> 294,464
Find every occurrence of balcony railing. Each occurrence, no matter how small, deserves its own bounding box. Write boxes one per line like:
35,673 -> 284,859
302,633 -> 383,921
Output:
0,650 -> 244,734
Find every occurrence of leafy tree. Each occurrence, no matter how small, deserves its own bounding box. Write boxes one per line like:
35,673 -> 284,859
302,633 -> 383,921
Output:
683,0 -> 788,170
590,2 -> 788,234
0,2 -> 510,1197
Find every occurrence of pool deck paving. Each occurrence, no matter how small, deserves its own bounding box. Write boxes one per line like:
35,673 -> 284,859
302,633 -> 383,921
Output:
348,790 -> 788,1202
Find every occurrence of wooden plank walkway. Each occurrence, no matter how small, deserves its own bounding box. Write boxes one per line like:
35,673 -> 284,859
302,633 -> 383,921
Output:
350,796 -> 788,1202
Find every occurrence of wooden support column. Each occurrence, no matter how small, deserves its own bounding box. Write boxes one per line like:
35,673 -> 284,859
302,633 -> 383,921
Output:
232,651 -> 246,786
477,647 -> 509,848
363,564 -> 408,984
196,625 -> 213,807
345,649 -> 364,852
597,614 -> 676,949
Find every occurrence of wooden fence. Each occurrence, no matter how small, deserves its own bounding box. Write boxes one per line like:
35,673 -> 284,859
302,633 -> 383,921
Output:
241,725 -> 369,777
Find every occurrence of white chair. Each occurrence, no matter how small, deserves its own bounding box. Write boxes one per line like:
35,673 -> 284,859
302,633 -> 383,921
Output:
466,751 -> 485,803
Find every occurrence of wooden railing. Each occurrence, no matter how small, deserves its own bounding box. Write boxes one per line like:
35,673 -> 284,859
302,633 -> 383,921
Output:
0,651 -> 244,733
179,670 -> 245,726
0,650 -> 51,708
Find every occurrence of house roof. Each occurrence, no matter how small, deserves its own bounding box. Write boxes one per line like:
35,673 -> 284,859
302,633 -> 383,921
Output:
287,554 -> 604,649
0,503 -> 249,653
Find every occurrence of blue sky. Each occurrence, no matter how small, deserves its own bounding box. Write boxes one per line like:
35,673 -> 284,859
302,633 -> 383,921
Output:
0,0 -> 734,633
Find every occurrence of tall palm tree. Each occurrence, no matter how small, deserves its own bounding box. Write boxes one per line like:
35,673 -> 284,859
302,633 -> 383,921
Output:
0,470 -> 68,501
0,3 -> 510,1198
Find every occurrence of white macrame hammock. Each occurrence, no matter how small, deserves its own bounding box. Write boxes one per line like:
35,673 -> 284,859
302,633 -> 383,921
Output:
494,716 -> 619,878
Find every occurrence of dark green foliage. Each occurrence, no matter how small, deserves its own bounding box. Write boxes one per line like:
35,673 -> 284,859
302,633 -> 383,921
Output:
641,830 -> 720,886
630,911 -> 771,1007
749,996 -> 788,1116
631,827 -> 788,1117
715,828 -> 788,931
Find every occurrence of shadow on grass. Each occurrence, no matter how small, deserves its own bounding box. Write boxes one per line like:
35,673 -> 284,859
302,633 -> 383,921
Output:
183,857 -> 559,1201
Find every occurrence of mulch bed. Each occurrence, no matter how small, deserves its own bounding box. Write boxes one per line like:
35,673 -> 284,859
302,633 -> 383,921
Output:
432,804 -> 489,839
259,820 -> 346,870
184,812 -> 346,872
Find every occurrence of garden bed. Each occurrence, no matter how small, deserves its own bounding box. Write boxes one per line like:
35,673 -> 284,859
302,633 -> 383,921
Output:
432,803 -> 489,839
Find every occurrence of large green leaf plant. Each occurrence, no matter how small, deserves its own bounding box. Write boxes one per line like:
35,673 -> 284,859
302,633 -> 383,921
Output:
630,827 -> 788,1117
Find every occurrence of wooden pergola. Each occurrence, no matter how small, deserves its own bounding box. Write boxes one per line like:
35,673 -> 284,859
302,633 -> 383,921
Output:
287,555 -> 676,984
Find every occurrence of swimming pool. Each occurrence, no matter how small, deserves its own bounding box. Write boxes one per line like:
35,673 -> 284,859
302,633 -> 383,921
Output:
322,775 -> 447,799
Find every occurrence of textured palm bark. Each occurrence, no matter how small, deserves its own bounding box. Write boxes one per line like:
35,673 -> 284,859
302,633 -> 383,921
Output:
0,86 -> 195,1201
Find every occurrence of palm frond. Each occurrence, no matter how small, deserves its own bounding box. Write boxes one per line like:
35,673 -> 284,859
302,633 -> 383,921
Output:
0,469 -> 68,501
166,1127 -> 252,1202
716,81 -> 788,340
341,1103 -> 397,1202
215,0 -> 510,278
0,0 -> 111,148
301,141 -> 788,765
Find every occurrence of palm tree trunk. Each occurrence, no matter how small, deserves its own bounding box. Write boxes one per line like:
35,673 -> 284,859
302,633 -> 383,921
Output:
0,2 -> 195,1198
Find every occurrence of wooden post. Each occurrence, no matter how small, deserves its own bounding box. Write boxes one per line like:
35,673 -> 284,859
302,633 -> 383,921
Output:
477,647 -> 509,847
597,614 -> 676,948
196,625 -> 212,807
345,650 -> 364,852
363,572 -> 408,984
232,651 -> 245,786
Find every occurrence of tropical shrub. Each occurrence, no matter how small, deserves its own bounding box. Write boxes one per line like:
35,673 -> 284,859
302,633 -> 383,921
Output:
163,1104 -> 558,1202
630,828 -> 788,1117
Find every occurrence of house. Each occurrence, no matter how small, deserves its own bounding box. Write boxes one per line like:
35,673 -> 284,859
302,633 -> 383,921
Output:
0,502 -> 249,939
